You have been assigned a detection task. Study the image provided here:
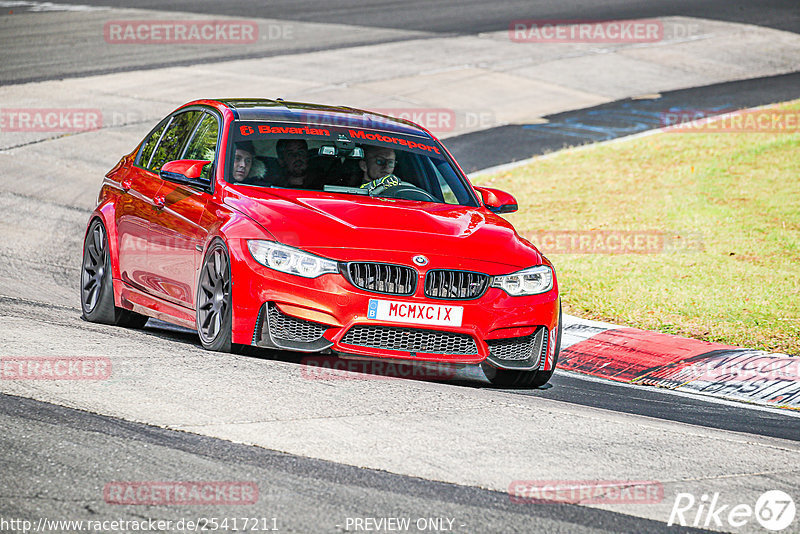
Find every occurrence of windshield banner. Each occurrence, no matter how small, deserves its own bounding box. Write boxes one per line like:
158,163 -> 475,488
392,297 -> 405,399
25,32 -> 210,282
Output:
233,122 -> 442,157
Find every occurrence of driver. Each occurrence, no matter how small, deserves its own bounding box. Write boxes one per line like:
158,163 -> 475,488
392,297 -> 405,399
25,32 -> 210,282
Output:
359,146 -> 401,192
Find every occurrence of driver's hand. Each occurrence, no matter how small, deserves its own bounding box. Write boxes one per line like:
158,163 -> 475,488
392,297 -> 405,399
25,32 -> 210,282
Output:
360,173 -> 401,192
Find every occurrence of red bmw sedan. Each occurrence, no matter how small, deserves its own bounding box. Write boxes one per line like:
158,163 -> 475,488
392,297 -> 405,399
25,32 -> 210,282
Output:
81,99 -> 561,387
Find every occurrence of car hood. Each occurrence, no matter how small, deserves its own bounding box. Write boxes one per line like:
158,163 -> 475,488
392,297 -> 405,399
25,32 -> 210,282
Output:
224,187 -> 542,272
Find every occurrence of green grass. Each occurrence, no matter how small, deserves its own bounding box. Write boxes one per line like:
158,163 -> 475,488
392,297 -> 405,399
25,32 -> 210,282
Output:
474,100 -> 800,355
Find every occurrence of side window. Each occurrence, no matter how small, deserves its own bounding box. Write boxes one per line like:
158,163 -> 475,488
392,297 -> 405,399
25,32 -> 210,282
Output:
431,159 -> 464,204
148,110 -> 201,172
182,113 -> 219,181
435,168 -> 458,204
137,118 -> 168,167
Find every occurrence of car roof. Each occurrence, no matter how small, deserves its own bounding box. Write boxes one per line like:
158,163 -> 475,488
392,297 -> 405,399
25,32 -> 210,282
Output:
212,98 -> 433,138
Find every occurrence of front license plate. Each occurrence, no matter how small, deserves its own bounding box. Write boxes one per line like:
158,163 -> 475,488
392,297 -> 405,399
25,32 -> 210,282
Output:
367,299 -> 463,327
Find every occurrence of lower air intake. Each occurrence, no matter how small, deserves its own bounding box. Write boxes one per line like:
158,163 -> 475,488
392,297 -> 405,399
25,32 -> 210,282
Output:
341,325 -> 478,355
267,302 -> 327,343
486,327 -> 547,366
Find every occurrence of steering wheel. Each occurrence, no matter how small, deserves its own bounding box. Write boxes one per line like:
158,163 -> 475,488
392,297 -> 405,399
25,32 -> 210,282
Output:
371,181 -> 437,202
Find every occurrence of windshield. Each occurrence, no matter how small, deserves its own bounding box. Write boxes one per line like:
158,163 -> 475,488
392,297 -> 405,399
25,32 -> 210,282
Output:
227,120 -> 478,206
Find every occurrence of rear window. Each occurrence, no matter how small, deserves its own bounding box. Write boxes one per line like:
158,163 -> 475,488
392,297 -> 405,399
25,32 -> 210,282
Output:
227,121 -> 478,207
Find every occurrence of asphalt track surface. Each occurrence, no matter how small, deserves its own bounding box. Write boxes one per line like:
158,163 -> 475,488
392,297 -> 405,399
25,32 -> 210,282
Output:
2,2 -> 800,533
31,0 -> 800,34
3,0 -> 800,84
450,71 -> 800,172
545,373 -> 800,442
0,393 -> 715,534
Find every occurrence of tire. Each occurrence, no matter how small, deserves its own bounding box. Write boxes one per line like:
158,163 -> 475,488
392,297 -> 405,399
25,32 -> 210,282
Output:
528,303 -> 562,388
196,239 -> 233,352
80,218 -> 149,328
484,302 -> 562,388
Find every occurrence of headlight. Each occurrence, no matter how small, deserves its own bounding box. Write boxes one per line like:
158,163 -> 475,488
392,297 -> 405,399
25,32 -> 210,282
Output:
491,265 -> 553,296
247,240 -> 338,278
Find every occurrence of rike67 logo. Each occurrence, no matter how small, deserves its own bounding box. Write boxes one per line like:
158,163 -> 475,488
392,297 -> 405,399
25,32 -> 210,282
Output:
668,490 -> 796,531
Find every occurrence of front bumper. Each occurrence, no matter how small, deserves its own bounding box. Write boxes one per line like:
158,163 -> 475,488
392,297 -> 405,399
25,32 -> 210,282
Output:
228,239 -> 560,371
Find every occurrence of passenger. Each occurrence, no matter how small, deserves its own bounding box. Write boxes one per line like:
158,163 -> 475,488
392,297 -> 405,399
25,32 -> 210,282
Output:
230,141 -> 267,185
275,139 -> 314,188
231,141 -> 254,183
358,146 -> 401,192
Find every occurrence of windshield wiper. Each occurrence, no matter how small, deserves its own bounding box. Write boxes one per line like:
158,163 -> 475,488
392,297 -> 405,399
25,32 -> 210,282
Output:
323,185 -> 369,196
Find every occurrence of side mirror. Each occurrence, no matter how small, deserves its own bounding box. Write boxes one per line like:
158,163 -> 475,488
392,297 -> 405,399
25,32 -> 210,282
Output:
474,186 -> 518,214
160,160 -> 212,190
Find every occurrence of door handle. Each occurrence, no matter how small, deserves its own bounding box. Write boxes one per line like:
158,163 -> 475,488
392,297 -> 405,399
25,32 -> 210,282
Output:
120,178 -> 132,192
153,195 -> 166,209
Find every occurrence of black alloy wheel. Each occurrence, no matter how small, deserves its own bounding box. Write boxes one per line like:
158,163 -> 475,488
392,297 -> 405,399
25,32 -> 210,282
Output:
80,218 -> 148,328
196,240 -> 233,352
